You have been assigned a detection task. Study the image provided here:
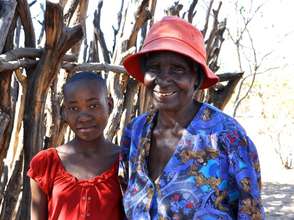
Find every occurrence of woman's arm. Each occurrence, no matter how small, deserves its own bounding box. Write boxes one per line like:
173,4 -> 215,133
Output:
222,127 -> 265,219
30,179 -> 48,220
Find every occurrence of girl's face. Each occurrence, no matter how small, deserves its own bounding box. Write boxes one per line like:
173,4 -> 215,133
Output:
63,80 -> 110,142
143,51 -> 198,112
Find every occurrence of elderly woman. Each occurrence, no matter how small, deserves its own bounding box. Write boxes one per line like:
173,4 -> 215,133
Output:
120,16 -> 264,220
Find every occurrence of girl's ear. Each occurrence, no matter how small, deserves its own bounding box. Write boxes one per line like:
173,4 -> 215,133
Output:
61,105 -> 67,122
107,95 -> 113,114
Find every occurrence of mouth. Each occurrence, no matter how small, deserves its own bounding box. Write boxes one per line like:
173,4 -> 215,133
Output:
153,90 -> 176,98
77,126 -> 97,133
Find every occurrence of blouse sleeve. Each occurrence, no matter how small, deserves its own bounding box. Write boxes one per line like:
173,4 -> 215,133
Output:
27,150 -> 53,195
118,119 -> 134,192
220,120 -> 265,220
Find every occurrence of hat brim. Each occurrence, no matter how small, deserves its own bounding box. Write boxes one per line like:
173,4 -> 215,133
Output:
123,37 -> 219,89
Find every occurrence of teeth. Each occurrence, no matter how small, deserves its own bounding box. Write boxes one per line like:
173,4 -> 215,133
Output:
154,91 -> 175,97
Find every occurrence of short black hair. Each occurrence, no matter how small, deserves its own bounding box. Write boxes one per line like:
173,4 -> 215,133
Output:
63,71 -> 107,94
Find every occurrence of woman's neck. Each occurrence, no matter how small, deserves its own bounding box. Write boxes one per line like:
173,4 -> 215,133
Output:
157,100 -> 201,129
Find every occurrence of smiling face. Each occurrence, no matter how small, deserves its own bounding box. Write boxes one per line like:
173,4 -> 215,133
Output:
143,51 -> 199,112
63,79 -> 110,142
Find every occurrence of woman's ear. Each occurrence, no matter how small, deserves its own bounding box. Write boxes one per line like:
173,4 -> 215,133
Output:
107,95 -> 113,114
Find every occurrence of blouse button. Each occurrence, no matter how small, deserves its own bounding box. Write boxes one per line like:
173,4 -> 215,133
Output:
88,196 -> 92,200
82,196 -> 86,200
87,213 -> 90,217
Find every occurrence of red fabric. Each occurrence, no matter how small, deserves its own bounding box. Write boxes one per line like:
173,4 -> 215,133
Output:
27,148 -> 124,220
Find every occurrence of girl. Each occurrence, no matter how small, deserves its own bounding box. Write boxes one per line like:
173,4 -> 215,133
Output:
28,72 -> 124,220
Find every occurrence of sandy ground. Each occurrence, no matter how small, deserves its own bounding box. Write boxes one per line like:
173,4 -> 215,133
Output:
254,133 -> 294,219
263,182 -> 294,219
260,153 -> 294,219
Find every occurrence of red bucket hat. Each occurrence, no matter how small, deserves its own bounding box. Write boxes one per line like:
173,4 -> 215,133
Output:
123,16 -> 219,89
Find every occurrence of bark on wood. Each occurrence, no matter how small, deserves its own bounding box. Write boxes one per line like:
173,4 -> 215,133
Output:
19,1 -> 83,219
63,62 -> 126,73
127,0 -> 152,49
0,152 -> 23,220
0,48 -> 76,62
2,6 -> 17,53
63,0 -> 80,25
65,0 -> 88,57
164,1 -> 183,16
0,0 -> 17,53
0,4 -> 18,206
0,108 -> 10,171
105,0 -> 154,141
9,69 -> 26,167
0,163 -> 8,208
37,3 -> 46,46
208,72 -> 244,110
0,70 -> 13,177
187,0 -> 198,23
93,0 -> 110,64
87,40 -> 99,63
111,0 -> 124,54
16,0 -> 36,47
0,48 -> 77,72
206,1 -> 224,72
117,78 -> 139,143
202,0 -> 214,38
48,79 -> 63,147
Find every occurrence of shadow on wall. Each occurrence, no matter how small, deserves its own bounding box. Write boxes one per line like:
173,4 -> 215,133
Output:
262,182 -> 294,220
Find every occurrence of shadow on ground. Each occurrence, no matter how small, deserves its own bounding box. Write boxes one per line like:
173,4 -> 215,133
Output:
262,182 -> 294,220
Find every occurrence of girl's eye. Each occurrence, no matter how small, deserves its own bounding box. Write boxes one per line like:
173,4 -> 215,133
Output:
68,106 -> 78,111
89,104 -> 98,109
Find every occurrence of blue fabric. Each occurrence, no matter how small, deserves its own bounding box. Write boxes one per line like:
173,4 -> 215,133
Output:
119,103 -> 265,220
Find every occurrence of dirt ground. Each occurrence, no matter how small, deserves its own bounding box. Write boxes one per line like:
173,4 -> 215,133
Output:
263,182 -> 294,219
251,131 -> 294,220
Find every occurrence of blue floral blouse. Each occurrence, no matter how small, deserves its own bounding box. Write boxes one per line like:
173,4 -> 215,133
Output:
119,103 -> 264,220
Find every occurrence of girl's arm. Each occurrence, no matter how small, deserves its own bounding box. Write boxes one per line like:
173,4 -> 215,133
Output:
30,179 -> 48,220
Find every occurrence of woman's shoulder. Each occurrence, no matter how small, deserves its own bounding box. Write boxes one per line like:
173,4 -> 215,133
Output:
203,103 -> 239,122
190,103 -> 246,134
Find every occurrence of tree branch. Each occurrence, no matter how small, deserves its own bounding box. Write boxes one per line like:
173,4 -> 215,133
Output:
0,0 -> 17,53
93,0 -> 110,63
16,0 -> 36,47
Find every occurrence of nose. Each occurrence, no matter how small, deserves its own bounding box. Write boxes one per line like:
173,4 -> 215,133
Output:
77,111 -> 92,122
155,67 -> 171,86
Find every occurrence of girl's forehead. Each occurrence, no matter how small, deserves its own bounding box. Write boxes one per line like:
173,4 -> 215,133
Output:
63,80 -> 106,100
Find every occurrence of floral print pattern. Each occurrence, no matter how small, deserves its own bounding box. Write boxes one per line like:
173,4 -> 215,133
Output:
119,103 -> 264,220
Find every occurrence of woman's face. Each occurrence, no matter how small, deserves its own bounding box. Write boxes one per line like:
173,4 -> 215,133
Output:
143,51 -> 199,112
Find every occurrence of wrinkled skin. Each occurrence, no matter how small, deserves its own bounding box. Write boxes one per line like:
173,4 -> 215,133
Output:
143,51 -> 202,181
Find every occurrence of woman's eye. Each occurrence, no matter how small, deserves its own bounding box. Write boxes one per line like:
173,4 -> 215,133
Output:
146,65 -> 159,74
172,67 -> 185,74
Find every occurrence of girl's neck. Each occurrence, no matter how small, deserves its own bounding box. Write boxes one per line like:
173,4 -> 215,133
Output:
70,136 -> 109,154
